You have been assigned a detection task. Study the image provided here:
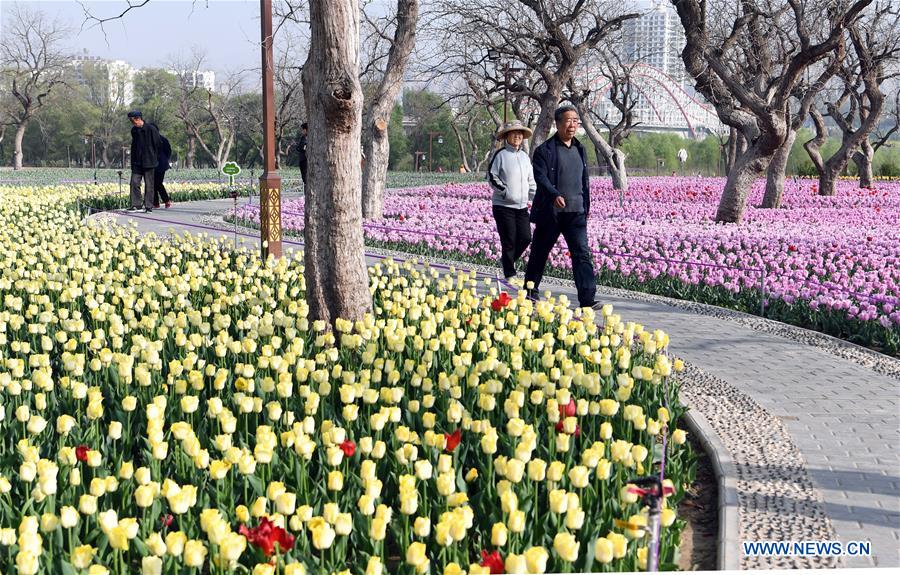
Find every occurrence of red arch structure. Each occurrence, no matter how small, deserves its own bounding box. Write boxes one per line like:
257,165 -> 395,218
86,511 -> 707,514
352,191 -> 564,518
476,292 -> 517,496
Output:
583,63 -> 722,138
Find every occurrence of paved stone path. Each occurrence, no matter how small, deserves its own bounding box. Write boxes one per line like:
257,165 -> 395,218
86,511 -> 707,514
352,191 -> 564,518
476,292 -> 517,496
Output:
89,197 -> 900,569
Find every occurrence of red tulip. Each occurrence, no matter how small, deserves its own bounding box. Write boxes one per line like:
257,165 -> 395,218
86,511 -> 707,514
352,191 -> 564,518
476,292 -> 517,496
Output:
339,440 -> 356,457
491,292 -> 512,312
445,429 -> 461,453
239,517 -> 295,556
161,514 -> 173,528
559,399 -> 577,418
788,245 -> 797,252
480,550 -> 505,574
75,445 -> 89,462
399,215 -> 406,222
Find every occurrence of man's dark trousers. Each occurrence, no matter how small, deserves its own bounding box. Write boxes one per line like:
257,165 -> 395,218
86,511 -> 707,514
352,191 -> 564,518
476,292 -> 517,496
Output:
299,159 -> 308,190
524,212 -> 596,306
130,169 -> 155,209
153,169 -> 170,205
492,205 -> 531,278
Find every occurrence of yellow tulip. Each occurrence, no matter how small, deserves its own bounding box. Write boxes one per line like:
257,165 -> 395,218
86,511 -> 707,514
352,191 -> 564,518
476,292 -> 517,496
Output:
524,546 -> 549,573
553,531 -> 580,562
71,544 -> 96,569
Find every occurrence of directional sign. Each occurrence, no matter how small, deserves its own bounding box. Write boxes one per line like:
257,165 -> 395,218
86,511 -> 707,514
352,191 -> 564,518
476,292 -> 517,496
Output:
222,162 -> 241,186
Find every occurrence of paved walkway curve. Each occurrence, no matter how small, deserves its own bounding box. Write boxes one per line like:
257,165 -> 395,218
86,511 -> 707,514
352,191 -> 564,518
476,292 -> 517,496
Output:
87,197 -> 900,569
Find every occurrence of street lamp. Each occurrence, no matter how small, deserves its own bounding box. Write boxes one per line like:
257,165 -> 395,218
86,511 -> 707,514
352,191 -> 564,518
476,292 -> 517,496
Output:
427,132 -> 443,172
486,49 -> 527,123
259,0 -> 282,259
84,133 -> 97,184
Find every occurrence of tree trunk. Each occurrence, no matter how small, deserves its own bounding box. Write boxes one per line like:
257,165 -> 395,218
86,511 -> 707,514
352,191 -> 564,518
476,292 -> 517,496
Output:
716,146 -> 771,223
574,98 -> 627,191
804,109 -> 827,178
610,149 -> 628,192
722,128 -> 738,174
820,146 -> 854,197
361,117 -> 390,218
186,136 -> 196,169
302,0 -> 371,324
13,121 -> 27,170
450,122 -> 471,173
361,0 -> 418,220
761,129 -> 796,209
530,85 -> 564,152
853,139 -> 874,188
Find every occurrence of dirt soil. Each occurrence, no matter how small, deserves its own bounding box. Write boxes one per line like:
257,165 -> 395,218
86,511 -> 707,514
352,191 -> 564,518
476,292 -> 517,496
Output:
678,433 -> 719,570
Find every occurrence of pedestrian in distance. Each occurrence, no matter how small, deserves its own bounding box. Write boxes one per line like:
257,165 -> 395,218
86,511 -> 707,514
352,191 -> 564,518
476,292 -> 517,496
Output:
298,122 -> 308,190
151,124 -> 173,209
126,110 -> 161,213
487,119 -> 536,281
524,104 -> 600,309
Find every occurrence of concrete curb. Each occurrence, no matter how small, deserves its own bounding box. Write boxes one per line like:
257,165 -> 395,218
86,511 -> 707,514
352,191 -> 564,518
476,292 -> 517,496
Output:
681,399 -> 742,571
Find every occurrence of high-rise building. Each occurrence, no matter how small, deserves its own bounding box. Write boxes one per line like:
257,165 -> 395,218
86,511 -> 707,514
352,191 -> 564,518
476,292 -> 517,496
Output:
622,0 -> 686,84
67,55 -> 135,106
586,0 -> 723,138
168,69 -> 216,92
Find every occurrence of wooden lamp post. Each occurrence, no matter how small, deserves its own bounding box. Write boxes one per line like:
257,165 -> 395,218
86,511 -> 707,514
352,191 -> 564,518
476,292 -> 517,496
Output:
259,0 -> 282,259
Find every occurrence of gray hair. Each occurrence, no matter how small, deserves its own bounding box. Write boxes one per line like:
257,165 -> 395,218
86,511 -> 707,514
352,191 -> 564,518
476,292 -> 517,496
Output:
554,104 -> 578,123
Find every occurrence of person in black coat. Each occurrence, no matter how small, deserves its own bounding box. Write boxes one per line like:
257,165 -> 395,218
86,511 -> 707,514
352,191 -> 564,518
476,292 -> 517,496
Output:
127,110 -> 161,213
524,104 -> 598,308
152,126 -> 172,208
298,122 -> 308,189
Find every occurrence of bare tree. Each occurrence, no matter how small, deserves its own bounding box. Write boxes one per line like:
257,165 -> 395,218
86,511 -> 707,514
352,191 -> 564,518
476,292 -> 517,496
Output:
447,97 -> 496,173
0,5 -> 69,169
274,33 -> 306,169
168,50 -> 241,170
568,49 -> 641,191
672,0 -> 872,222
434,1 -> 638,152
761,44 -> 846,208
302,0 -> 371,323
857,86 -> 899,184
360,0 -> 419,220
75,60 -> 132,168
805,4 -> 900,196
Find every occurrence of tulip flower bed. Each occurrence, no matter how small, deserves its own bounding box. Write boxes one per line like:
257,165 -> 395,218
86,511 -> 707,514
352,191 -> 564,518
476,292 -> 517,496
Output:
0,184 -> 695,574
0,168 -> 483,189
69,182 -> 256,213
232,177 -> 900,354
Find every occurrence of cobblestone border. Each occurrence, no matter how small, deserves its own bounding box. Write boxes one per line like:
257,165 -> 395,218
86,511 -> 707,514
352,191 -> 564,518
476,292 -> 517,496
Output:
679,363 -> 841,569
680,390 -> 741,571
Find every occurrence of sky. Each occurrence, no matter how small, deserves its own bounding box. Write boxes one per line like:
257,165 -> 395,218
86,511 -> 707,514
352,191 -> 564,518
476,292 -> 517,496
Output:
2,0 -> 265,74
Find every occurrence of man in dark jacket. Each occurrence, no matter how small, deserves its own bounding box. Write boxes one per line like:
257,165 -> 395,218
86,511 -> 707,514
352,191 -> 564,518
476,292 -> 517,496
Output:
152,127 -> 172,209
524,104 -> 598,308
298,122 -> 308,189
127,110 -> 161,213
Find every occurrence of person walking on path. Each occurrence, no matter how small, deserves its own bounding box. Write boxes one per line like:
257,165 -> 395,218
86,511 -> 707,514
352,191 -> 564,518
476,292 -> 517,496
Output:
524,104 -> 598,308
488,119 -> 536,280
152,126 -> 173,209
127,110 -> 161,213
298,122 -> 308,190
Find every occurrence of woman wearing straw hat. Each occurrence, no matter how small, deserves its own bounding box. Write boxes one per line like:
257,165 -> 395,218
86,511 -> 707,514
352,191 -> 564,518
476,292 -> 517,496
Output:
487,119 -> 537,280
